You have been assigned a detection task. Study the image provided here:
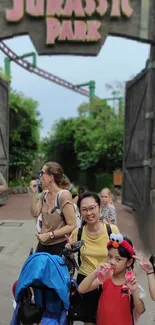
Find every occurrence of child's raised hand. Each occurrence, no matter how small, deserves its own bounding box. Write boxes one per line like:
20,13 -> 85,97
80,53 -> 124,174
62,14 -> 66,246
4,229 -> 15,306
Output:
65,235 -> 72,250
125,272 -> 138,292
125,270 -> 135,282
133,255 -> 154,274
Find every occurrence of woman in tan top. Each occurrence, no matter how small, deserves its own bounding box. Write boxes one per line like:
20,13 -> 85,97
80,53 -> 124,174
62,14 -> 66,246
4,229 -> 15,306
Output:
30,161 -> 76,255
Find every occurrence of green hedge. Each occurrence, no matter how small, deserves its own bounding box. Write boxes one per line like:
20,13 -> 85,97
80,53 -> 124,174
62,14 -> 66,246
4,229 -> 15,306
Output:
95,173 -> 113,193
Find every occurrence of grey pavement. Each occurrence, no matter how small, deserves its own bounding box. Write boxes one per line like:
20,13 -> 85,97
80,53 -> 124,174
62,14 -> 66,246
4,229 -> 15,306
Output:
0,218 -> 154,325
0,219 -> 36,325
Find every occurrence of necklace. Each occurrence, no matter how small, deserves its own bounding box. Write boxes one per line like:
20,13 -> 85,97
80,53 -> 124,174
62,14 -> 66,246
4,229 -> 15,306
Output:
46,192 -> 56,207
86,223 -> 102,237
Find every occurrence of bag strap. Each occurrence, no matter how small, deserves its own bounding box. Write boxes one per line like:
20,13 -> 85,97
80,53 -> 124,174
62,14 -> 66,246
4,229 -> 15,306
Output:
106,224 -> 112,238
77,227 -> 83,266
77,223 -> 112,267
42,190 -> 66,224
77,226 -> 83,242
130,294 -> 135,325
42,191 -> 48,204
55,192 -> 66,224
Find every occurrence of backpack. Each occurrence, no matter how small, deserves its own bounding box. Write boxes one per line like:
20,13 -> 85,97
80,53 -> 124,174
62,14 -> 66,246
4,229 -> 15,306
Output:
77,223 -> 112,267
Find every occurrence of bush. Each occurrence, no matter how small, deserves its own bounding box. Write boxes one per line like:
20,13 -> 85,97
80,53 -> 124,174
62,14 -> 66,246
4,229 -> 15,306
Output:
95,173 -> 113,193
9,177 -> 30,188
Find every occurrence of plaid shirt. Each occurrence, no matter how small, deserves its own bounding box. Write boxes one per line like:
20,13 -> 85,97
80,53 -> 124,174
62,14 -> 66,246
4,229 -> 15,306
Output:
100,204 -> 117,224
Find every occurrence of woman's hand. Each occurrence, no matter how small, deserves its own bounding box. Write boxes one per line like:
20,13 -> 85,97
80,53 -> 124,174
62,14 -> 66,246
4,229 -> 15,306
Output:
133,255 -> 154,274
36,232 -> 51,243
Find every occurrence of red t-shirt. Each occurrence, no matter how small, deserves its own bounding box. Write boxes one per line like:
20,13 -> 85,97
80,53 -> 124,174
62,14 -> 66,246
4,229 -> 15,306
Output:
97,278 -> 133,325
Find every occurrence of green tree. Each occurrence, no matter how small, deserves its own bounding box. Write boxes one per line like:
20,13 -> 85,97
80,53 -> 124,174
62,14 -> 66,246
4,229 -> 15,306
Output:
77,102 -> 90,117
9,90 -> 41,179
43,118 -> 78,179
43,97 -> 124,172
74,98 -> 124,170
0,67 -> 10,81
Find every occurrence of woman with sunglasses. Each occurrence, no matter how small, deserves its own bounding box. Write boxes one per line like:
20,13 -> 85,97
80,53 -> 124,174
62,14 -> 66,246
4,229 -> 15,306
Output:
29,161 -> 76,255
66,191 -> 119,325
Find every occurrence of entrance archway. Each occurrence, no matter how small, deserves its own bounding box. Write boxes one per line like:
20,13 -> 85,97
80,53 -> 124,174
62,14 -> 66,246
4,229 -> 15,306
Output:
0,0 -> 155,208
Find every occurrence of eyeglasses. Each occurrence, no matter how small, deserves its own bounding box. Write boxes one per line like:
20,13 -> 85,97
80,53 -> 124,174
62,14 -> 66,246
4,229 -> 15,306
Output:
39,170 -> 49,177
80,205 -> 98,214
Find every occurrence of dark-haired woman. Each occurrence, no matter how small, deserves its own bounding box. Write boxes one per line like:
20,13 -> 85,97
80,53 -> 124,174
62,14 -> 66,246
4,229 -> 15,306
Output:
78,234 -> 145,325
67,191 -> 119,325
29,161 -> 76,255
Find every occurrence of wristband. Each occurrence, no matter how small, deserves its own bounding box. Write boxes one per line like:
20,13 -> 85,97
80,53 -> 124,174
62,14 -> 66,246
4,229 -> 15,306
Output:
147,271 -> 154,275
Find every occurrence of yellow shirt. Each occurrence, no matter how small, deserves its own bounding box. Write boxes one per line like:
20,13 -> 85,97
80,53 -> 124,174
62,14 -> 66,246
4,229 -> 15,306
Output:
71,223 -> 119,276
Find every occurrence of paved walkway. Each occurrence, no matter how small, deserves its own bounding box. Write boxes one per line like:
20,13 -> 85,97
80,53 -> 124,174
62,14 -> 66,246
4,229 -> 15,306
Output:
0,194 -> 154,325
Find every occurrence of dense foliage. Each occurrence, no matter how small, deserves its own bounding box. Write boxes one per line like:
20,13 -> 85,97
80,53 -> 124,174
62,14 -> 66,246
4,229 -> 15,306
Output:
9,90 -> 41,180
0,64 -> 124,189
43,98 -> 124,175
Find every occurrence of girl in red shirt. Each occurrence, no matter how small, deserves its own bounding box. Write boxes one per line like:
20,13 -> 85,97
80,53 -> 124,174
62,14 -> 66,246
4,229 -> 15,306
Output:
78,233 -> 145,325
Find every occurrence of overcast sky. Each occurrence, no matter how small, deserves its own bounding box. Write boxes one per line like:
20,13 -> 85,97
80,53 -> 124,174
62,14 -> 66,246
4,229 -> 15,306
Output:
0,35 -> 150,138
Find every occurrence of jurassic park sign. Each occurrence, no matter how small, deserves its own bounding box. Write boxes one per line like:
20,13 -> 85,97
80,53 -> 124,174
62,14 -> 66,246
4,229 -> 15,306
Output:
0,1 -> 155,56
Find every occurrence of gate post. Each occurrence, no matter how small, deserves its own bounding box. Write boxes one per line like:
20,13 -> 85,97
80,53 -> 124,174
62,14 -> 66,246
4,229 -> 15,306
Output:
149,46 -> 155,208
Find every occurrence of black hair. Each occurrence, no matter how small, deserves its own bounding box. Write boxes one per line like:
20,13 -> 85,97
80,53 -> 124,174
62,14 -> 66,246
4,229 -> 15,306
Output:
78,186 -> 87,196
77,191 -> 101,210
18,301 -> 43,325
108,236 -> 135,268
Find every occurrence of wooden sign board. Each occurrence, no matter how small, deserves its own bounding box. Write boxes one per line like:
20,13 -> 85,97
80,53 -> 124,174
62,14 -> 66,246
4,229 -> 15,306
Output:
0,1 -> 154,56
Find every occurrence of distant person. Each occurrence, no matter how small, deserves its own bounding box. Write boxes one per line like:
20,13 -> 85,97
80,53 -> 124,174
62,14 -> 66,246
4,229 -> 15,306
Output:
73,186 -> 87,205
100,188 -> 117,225
0,172 -> 8,194
73,186 -> 87,227
30,177 -> 41,200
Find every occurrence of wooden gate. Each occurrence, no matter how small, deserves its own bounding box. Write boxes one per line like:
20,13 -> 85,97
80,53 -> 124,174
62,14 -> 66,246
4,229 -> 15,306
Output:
122,61 -> 155,210
0,78 -> 9,204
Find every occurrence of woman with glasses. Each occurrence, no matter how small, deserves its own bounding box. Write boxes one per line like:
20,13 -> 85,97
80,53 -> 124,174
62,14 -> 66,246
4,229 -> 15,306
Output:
66,191 -> 119,325
29,161 -> 76,255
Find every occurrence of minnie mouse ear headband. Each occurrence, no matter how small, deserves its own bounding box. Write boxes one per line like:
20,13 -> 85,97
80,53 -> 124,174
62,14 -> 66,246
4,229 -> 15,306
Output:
107,233 -> 135,258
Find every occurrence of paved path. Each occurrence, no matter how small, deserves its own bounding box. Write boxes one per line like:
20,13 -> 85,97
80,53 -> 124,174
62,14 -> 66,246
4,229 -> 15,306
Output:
0,194 -> 154,325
